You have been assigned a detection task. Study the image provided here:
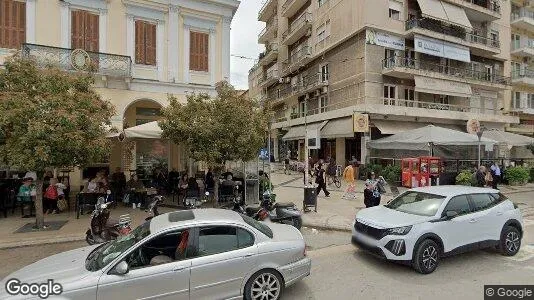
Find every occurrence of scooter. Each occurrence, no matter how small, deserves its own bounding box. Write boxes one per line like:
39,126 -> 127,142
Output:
145,195 -> 164,221
183,191 -> 209,209
245,190 -> 303,230
85,191 -> 132,245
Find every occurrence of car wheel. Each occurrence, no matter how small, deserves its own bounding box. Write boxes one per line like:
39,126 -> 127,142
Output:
413,239 -> 440,274
244,269 -> 284,300
292,217 -> 302,230
500,226 -> 521,256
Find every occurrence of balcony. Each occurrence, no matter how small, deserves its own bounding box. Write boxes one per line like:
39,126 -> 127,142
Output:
22,43 -> 132,78
383,57 -> 510,89
259,43 -> 279,66
405,18 -> 500,55
258,15 -> 278,44
511,41 -> 534,57
442,0 -> 500,21
282,12 -> 312,46
259,65 -> 279,88
258,0 -> 277,22
512,69 -> 534,86
281,0 -> 307,18
511,9 -> 534,31
282,45 -> 313,75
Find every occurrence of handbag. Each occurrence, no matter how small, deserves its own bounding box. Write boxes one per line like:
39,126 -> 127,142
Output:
57,198 -> 68,212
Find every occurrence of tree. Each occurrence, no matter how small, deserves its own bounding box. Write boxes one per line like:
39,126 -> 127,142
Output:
159,81 -> 268,203
0,55 -> 115,228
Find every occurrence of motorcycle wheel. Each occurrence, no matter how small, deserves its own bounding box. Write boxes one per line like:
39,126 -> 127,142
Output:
292,217 -> 302,230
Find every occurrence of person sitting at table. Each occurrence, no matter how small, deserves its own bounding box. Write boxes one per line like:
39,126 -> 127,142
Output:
85,177 -> 99,193
126,175 -> 145,209
222,174 -> 236,187
17,177 -> 34,218
178,174 -> 188,201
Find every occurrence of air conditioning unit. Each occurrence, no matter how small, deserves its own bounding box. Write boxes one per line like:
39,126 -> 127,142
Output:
321,86 -> 328,94
314,90 -> 320,97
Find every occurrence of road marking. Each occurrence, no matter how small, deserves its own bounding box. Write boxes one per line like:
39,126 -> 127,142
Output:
505,245 -> 534,262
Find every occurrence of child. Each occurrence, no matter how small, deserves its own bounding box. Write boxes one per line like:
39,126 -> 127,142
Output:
44,178 -> 59,214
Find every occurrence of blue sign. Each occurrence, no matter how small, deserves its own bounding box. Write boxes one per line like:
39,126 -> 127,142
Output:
259,148 -> 268,159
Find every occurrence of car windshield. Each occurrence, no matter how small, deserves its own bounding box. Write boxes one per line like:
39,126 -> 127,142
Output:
385,191 -> 446,217
241,214 -> 273,238
85,221 -> 151,271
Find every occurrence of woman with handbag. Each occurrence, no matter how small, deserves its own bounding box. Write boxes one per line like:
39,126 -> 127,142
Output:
364,172 -> 385,207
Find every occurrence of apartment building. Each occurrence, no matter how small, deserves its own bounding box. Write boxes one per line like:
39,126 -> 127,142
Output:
0,0 -> 238,187
509,0 -> 534,138
249,0 -> 520,166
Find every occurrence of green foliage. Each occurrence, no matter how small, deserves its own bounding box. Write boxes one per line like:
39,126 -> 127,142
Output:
359,164 -> 383,180
382,164 -> 401,184
505,166 -> 530,185
0,55 -> 114,170
530,168 -> 534,183
160,81 -> 268,172
455,169 -> 473,186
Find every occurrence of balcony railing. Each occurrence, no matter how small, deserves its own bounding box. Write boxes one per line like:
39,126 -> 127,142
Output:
468,0 -> 500,13
22,43 -> 132,77
383,57 -> 510,85
406,18 -> 500,48
512,69 -> 534,79
288,46 -> 312,66
282,12 -> 312,42
511,41 -> 534,51
511,8 -> 534,21
258,0 -> 276,20
259,15 -> 278,40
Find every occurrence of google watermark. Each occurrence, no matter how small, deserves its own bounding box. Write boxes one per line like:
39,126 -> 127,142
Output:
485,285 -> 534,300
5,278 -> 63,299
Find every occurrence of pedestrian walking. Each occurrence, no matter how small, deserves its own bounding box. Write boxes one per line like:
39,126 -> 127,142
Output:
342,161 -> 356,200
364,172 -> 384,207
490,162 -> 501,190
284,150 -> 291,174
315,164 -> 330,197
474,166 -> 486,187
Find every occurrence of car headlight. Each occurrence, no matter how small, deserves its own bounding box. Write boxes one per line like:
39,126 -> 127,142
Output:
386,225 -> 412,235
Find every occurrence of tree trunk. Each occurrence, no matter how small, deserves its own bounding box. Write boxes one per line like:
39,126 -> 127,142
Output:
34,180 -> 45,229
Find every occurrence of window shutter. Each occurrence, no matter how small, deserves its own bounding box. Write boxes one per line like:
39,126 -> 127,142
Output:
135,20 -> 144,64
190,31 -> 196,71
190,31 -> 209,72
146,23 -> 157,66
71,10 -> 84,49
202,33 -> 209,72
0,0 -> 26,49
85,12 -> 99,52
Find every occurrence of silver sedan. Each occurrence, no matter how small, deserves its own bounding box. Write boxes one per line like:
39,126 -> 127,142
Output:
1,209 -> 311,300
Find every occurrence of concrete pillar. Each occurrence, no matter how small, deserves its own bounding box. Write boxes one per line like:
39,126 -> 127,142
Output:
362,132 -> 370,164
335,138 -> 346,167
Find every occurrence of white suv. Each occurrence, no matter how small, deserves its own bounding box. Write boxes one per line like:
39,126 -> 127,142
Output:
351,186 -> 523,274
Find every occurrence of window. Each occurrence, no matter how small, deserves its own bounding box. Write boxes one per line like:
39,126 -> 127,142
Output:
136,107 -> 161,116
404,88 -> 415,107
135,20 -> 157,66
388,0 -> 402,20
443,195 -> 471,217
71,10 -> 99,52
241,214 -> 273,238
321,64 -> 329,82
0,0 -> 26,49
490,30 -> 498,46
197,226 -> 253,256
319,96 -> 328,113
190,31 -> 209,72
512,34 -> 521,50
316,23 -> 326,43
383,85 -> 396,105
469,193 -> 495,212
299,100 -> 306,117
514,91 -> 522,109
385,192 -> 447,217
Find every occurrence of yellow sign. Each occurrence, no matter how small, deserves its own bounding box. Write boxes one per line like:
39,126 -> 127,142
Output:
353,113 -> 369,133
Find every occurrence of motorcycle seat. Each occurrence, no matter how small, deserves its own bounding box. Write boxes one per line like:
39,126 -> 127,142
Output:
274,202 -> 295,208
245,206 -> 262,215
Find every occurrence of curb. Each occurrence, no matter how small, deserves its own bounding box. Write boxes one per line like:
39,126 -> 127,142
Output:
302,222 -> 352,233
0,236 -> 86,250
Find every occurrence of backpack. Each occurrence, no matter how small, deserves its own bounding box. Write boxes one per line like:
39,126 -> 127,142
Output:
44,185 -> 58,199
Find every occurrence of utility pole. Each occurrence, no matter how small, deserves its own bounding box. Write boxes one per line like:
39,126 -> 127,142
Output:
304,99 -> 309,187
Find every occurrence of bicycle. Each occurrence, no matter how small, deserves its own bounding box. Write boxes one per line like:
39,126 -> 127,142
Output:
327,174 -> 342,188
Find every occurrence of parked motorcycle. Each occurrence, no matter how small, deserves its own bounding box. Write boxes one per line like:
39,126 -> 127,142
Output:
244,190 -> 303,230
85,191 -> 132,245
145,195 -> 164,221
183,191 -> 209,209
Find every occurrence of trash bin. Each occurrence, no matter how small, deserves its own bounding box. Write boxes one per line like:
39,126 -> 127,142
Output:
303,187 -> 317,212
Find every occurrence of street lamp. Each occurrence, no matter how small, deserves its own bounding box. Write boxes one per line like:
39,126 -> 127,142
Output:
476,129 -> 484,168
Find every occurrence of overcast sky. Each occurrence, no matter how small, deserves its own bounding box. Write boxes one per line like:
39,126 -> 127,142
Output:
229,0 -> 264,90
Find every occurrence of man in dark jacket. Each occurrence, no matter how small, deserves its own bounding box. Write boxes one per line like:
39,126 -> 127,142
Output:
315,164 -> 330,197
475,166 -> 486,187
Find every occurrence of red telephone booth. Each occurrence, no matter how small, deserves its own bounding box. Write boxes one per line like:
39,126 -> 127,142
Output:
401,158 -> 420,188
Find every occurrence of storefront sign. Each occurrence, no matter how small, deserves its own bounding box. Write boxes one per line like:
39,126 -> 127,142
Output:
414,35 -> 471,63
366,29 -> 405,51
353,113 -> 369,133
306,128 -> 321,149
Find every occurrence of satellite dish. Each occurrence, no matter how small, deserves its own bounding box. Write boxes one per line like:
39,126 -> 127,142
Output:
466,119 -> 480,134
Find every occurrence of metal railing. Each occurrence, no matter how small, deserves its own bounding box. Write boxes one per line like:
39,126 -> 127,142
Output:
258,15 -> 278,40
511,41 -> 534,51
406,18 -> 500,48
288,46 -> 312,67
511,8 -> 534,21
383,57 -> 510,85
259,66 -> 279,85
258,0 -> 276,19
259,43 -> 279,62
22,43 -> 132,77
282,12 -> 312,42
468,0 -> 500,13
512,69 -> 534,79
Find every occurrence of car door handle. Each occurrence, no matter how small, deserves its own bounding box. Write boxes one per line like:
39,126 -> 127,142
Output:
469,219 -> 477,223
173,266 -> 186,272
243,253 -> 255,258
496,212 -> 503,216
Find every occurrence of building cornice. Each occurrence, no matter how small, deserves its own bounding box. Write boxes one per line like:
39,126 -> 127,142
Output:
130,79 -> 216,96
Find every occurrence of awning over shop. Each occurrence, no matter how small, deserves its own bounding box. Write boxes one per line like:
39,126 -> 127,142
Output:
124,121 -> 163,139
441,1 -> 472,29
320,118 -> 354,138
478,129 -> 534,147
282,121 -> 328,140
414,76 -> 472,98
417,0 -> 448,21
373,120 -> 463,135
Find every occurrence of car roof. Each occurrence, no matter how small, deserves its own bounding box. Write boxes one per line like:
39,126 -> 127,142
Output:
149,208 -> 244,233
408,185 -> 499,197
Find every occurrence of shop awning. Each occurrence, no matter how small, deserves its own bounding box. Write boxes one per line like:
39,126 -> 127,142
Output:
416,0 -> 448,21
374,120 -> 463,135
441,1 -> 472,29
414,76 -> 472,98
478,129 -> 534,147
282,121 -> 328,140
321,118 -> 354,138
124,121 -> 163,139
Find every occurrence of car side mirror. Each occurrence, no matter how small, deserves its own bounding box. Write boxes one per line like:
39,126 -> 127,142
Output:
445,211 -> 458,220
111,261 -> 129,275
